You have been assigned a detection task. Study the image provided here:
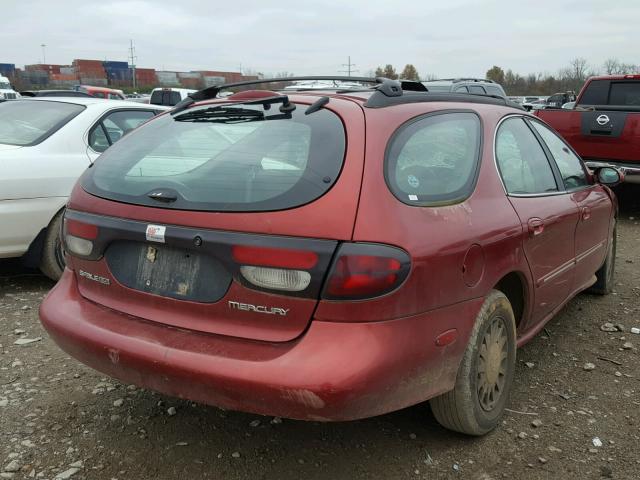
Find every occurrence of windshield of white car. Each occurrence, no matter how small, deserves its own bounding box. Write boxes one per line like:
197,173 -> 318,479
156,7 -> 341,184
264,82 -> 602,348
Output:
0,101 -> 85,146
0,82 -> 11,89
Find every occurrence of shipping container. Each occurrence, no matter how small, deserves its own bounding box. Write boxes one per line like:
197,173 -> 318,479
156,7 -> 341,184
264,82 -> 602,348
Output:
0,63 -> 15,77
103,60 -> 128,69
178,71 -> 201,79
60,66 -> 76,76
179,77 -> 202,89
20,70 -> 49,86
156,71 -> 180,86
25,64 -> 63,74
79,77 -> 108,86
203,76 -> 225,88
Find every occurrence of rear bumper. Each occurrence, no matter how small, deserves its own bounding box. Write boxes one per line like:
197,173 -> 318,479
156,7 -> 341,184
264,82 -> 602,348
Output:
585,160 -> 640,184
39,269 -> 481,421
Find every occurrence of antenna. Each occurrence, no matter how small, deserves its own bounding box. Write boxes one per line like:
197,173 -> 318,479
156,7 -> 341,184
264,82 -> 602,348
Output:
41,44 -> 46,64
339,56 -> 358,77
129,39 -> 138,89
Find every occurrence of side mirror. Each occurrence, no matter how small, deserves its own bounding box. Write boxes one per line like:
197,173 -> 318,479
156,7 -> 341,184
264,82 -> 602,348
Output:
595,167 -> 623,186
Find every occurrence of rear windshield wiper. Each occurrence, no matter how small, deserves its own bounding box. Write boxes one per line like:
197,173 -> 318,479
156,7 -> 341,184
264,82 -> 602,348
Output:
174,107 -> 266,123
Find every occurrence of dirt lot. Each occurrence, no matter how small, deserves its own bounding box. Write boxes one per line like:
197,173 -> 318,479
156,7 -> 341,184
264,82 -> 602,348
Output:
1,185 -> 639,480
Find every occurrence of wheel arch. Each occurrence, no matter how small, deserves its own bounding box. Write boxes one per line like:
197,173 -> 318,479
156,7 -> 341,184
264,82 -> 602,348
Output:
22,205 -> 66,268
493,270 -> 529,330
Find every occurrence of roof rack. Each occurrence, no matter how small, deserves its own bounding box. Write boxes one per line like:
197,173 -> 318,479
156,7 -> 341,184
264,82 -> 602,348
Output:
171,76 -> 427,113
425,78 -> 496,84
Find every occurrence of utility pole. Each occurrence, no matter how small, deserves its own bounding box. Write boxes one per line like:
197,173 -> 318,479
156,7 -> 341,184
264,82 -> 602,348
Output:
339,56 -> 358,77
41,44 -> 46,64
129,39 -> 137,90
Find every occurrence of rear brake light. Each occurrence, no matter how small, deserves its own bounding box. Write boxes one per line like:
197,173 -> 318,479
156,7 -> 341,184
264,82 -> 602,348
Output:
232,245 -> 318,269
65,218 -> 98,239
323,244 -> 410,300
63,217 -> 98,257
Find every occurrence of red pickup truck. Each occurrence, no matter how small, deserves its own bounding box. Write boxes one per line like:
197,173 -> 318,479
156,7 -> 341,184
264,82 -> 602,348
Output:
535,74 -> 640,183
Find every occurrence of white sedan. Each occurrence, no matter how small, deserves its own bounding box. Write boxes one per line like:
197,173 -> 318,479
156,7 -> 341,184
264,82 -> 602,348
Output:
0,97 -> 167,279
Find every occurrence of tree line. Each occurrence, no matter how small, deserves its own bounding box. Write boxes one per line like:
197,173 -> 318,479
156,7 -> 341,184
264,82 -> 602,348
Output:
486,58 -> 639,95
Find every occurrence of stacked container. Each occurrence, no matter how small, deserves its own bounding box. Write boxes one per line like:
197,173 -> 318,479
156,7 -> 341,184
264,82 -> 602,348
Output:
103,60 -> 131,87
135,68 -> 157,87
156,71 -> 180,87
0,63 -> 16,78
73,59 -> 107,86
50,74 -> 78,88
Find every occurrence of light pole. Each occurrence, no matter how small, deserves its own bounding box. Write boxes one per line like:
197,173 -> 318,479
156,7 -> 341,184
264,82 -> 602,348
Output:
41,44 -> 46,64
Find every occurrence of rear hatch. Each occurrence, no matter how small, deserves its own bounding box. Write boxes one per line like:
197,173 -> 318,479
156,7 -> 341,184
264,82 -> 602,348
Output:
65,94 -> 366,342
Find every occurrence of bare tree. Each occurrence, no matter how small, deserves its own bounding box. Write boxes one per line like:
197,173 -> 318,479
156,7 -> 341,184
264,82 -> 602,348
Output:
603,58 -> 621,75
570,57 -> 589,82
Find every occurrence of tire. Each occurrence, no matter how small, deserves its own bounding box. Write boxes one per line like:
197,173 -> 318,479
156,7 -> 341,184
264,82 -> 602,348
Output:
588,220 -> 616,295
39,210 -> 65,281
430,290 -> 517,436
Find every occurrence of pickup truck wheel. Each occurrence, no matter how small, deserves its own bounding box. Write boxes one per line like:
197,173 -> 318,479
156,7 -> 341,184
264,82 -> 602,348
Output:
430,290 -> 516,436
39,210 -> 65,281
588,220 -> 616,295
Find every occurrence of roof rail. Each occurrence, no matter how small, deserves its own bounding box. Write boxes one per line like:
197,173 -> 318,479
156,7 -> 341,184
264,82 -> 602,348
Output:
425,78 -> 496,84
171,76 -> 427,113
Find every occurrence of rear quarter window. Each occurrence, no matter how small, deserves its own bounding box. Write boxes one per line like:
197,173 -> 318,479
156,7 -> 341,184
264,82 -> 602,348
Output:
385,112 -> 481,205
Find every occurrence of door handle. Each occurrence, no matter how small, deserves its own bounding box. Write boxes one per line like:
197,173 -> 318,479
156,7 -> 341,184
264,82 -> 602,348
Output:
528,218 -> 545,237
581,206 -> 591,220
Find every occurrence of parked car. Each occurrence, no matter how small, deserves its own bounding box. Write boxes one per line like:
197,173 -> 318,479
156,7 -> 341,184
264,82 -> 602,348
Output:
149,87 -> 197,106
73,85 -> 126,100
40,77 -> 620,436
0,98 -> 166,279
546,91 -> 577,108
422,78 -> 507,97
20,90 -> 93,98
525,99 -> 549,111
536,74 -> 640,183
0,74 -> 20,100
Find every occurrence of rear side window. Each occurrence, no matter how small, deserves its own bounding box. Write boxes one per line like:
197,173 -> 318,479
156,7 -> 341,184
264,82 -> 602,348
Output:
82,102 -> 346,212
385,112 -> 481,205
486,85 -> 504,96
495,117 -> 558,195
468,85 -> 486,94
0,100 -> 85,146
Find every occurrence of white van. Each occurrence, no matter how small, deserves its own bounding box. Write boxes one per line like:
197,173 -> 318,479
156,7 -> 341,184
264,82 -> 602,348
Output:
0,75 -> 20,100
149,87 -> 196,106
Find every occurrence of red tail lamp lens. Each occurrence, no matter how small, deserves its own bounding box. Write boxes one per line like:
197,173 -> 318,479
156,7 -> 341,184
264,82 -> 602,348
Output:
232,245 -> 318,269
325,252 -> 407,299
65,218 -> 98,239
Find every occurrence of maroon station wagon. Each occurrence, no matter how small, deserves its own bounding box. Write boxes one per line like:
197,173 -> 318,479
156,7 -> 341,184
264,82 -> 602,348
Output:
40,77 -> 621,435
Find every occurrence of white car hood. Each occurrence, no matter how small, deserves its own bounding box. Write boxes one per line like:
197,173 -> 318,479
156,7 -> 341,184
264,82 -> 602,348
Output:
0,144 -> 22,151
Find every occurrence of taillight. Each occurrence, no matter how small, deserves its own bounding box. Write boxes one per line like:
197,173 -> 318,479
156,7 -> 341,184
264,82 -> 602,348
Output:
63,217 -> 98,257
233,245 -> 318,292
322,243 -> 410,300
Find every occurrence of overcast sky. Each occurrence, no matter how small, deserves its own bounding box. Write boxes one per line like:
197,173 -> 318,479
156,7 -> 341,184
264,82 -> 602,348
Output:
2,0 -> 638,78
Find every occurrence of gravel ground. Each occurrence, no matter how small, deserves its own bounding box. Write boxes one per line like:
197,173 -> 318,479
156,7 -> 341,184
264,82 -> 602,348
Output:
1,185 -> 639,480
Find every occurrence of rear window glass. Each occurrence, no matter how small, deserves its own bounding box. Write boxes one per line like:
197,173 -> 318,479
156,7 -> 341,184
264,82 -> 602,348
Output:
609,82 -> 640,106
0,100 -> 85,146
81,102 -> 346,212
385,112 -> 481,205
150,90 -> 181,106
